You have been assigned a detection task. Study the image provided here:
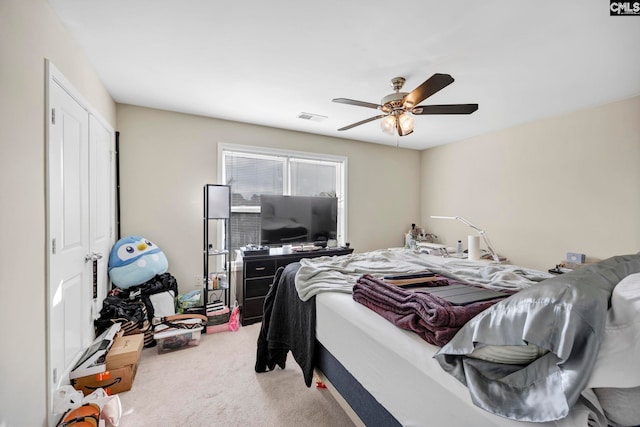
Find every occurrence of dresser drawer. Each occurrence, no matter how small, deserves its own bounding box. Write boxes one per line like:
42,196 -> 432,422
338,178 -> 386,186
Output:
244,259 -> 276,278
243,297 -> 266,319
246,277 -> 273,298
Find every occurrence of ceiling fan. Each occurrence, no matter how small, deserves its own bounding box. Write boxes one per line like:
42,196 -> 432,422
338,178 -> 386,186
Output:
333,73 -> 478,137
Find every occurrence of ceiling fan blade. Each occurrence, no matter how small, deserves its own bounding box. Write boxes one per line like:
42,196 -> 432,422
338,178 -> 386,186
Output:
412,104 -> 479,115
403,73 -> 455,108
333,98 -> 382,110
337,114 -> 387,131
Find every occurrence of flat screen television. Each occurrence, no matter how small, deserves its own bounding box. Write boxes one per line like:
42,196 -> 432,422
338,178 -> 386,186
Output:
260,195 -> 337,246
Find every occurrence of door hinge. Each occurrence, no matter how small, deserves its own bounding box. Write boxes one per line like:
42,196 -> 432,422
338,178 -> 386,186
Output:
52,238 -> 56,254
51,108 -> 56,125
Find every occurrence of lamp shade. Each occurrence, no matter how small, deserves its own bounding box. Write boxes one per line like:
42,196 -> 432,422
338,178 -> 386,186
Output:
380,115 -> 396,134
206,184 -> 230,219
398,113 -> 415,134
380,113 -> 415,136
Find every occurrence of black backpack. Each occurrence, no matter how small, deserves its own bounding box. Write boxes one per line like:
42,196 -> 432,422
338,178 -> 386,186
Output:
95,273 -> 179,348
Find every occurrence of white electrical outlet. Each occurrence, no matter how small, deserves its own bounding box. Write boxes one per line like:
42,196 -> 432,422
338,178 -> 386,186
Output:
194,275 -> 203,288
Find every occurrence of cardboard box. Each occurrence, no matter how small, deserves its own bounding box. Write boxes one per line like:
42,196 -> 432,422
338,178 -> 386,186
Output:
71,363 -> 137,396
106,333 -> 144,370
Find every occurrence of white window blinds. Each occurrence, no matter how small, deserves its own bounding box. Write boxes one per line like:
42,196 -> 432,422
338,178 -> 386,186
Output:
219,144 -> 346,251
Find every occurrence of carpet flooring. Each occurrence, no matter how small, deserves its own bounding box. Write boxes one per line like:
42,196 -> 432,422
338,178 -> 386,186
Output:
116,323 -> 355,427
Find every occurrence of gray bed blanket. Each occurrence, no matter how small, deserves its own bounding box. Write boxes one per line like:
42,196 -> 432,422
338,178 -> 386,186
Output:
295,249 -> 551,301
434,253 -> 640,423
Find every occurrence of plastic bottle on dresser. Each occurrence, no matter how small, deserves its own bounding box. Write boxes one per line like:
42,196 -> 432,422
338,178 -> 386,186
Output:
406,225 -> 418,249
405,232 -> 413,249
218,272 -> 228,289
456,240 -> 463,257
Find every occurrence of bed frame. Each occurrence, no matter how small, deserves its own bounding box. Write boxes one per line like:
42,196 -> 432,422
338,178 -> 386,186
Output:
315,342 -> 398,427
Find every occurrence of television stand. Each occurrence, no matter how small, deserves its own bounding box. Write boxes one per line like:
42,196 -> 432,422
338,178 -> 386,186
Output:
237,246 -> 354,325
294,246 -> 323,252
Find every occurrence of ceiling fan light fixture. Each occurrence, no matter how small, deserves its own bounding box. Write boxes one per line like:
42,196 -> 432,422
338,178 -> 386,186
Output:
380,115 -> 396,135
398,113 -> 415,134
380,112 -> 414,136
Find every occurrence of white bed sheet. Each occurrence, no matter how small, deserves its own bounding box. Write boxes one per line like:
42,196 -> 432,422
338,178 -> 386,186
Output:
316,291 -> 599,427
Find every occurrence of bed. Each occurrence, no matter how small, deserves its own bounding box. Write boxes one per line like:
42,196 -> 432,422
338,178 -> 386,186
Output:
255,249 -> 640,427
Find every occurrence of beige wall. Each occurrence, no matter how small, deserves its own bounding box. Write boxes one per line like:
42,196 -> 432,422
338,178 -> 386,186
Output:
0,1 -> 116,426
421,96 -> 640,271
116,104 -> 422,294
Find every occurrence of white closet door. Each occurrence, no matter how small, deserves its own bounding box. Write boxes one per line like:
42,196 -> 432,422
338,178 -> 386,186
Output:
89,114 -> 115,314
48,77 -> 92,392
47,62 -> 115,425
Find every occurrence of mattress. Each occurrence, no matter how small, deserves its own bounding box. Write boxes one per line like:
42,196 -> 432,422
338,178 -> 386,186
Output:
315,291 -> 600,427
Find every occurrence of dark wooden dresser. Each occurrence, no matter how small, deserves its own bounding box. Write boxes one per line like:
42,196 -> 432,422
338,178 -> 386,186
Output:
237,247 -> 354,325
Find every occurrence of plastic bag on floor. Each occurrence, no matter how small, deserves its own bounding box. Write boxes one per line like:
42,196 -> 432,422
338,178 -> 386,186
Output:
52,385 -> 84,415
83,388 -> 122,427
228,300 -> 240,332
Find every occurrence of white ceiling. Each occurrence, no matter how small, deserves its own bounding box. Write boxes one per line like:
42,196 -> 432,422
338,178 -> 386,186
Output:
49,0 -> 640,150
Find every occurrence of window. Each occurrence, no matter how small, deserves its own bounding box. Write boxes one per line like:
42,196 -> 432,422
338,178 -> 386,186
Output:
218,144 -> 347,252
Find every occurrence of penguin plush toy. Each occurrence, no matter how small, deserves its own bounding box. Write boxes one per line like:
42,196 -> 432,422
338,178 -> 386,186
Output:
108,236 -> 168,289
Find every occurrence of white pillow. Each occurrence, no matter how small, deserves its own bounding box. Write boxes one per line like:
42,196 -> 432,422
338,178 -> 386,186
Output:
608,272 -> 640,326
468,343 -> 548,364
588,272 -> 640,388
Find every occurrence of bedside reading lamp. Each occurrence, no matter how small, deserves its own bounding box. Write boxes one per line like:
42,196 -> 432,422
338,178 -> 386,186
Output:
430,215 -> 501,264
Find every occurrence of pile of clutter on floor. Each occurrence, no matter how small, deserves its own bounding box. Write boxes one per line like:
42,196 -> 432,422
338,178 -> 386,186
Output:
55,236 -> 238,426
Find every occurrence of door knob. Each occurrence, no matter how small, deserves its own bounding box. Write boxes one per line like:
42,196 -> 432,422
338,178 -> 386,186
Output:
84,252 -> 103,263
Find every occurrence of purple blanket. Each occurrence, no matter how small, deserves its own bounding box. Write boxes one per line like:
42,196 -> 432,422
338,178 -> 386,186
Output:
352,274 -> 497,346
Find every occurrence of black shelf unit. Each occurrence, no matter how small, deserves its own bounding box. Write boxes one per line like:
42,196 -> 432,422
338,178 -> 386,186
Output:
203,184 -> 231,311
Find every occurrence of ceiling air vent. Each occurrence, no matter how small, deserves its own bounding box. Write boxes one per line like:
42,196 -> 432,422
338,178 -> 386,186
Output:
298,112 -> 327,122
